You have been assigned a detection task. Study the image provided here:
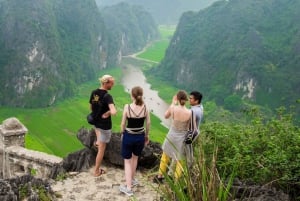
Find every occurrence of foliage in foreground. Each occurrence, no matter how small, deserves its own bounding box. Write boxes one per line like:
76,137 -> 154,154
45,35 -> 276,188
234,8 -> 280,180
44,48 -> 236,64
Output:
155,145 -> 234,201
202,106 -> 300,198
154,106 -> 299,200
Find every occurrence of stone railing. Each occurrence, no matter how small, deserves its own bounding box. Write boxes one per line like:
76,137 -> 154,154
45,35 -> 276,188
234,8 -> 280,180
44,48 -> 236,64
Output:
0,117 -> 62,179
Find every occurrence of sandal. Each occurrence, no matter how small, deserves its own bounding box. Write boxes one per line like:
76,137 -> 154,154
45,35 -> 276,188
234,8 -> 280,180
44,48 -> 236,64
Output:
94,168 -> 106,177
153,175 -> 164,184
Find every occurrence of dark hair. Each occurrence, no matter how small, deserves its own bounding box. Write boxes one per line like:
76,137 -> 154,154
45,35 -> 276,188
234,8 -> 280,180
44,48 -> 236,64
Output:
190,91 -> 203,104
177,90 -> 188,106
131,86 -> 144,106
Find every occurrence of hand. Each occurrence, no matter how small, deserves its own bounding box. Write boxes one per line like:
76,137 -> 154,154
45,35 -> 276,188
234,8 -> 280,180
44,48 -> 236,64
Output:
145,135 -> 149,145
102,111 -> 110,118
172,95 -> 178,105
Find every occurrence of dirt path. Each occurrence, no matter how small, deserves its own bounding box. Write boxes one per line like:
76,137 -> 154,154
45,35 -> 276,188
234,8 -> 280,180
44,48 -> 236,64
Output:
52,165 -> 160,201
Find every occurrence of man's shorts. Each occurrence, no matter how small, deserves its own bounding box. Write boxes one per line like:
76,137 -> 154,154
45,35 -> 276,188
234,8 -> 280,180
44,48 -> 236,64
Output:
95,128 -> 112,143
121,130 -> 145,159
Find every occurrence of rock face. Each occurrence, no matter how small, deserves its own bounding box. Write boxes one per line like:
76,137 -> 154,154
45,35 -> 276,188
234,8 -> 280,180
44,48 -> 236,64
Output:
61,127 -> 162,172
0,175 -> 55,201
231,179 -> 290,201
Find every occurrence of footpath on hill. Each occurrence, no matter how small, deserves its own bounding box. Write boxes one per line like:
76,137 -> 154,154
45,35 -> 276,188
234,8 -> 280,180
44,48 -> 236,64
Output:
52,165 -> 160,201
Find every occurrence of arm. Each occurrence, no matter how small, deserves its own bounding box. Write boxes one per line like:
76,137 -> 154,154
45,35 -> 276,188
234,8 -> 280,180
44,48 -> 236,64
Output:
164,95 -> 177,119
120,104 -> 128,133
164,107 -> 172,119
101,103 -> 117,118
192,112 -> 197,131
145,107 -> 151,145
109,103 -> 117,115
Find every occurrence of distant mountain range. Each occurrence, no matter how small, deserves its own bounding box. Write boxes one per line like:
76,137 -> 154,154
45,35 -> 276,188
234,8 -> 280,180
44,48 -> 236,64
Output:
153,0 -> 300,115
96,0 -> 218,24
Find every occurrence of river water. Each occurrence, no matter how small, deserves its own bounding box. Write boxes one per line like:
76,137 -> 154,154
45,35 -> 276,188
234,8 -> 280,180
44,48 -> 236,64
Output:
121,64 -> 171,127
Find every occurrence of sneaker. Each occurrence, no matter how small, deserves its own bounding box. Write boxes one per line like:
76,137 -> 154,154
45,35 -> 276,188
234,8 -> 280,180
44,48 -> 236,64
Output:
132,178 -> 139,187
119,185 -> 134,196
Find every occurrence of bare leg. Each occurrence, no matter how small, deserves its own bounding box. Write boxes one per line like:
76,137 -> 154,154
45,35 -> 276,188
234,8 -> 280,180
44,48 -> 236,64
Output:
124,158 -> 132,190
131,154 -> 138,180
94,128 -> 107,176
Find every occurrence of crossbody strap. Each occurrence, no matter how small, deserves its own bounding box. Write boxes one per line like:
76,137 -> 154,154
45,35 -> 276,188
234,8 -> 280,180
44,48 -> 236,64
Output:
189,110 -> 194,130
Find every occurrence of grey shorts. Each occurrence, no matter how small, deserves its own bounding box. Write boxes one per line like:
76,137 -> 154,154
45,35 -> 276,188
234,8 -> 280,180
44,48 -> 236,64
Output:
95,128 -> 112,143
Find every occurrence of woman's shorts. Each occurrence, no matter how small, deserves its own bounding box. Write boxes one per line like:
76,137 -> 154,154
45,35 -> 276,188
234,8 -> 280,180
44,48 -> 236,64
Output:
121,130 -> 145,159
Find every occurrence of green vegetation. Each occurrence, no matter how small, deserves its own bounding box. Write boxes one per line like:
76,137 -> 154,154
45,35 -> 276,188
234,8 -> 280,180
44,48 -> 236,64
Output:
152,107 -> 300,200
0,67 -> 167,157
138,25 -> 300,199
101,2 -> 159,64
137,25 -> 176,62
155,145 -> 234,201
0,0 -> 159,108
1,7 -> 299,199
152,0 -> 300,120
19,184 -> 53,201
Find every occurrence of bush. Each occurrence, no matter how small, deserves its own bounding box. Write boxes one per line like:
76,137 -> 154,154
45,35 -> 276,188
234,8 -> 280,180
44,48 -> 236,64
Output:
201,106 -> 300,197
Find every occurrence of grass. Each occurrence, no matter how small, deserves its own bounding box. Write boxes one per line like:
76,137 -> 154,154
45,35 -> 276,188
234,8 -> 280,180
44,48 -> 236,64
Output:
153,140 -> 235,201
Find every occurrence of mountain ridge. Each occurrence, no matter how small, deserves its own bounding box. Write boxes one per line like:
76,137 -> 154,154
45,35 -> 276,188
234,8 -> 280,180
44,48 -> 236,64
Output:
154,0 -> 300,115
0,0 -> 158,108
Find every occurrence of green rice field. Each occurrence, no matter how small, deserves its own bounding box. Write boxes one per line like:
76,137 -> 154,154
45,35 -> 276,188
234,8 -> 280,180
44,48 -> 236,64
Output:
137,25 -> 176,62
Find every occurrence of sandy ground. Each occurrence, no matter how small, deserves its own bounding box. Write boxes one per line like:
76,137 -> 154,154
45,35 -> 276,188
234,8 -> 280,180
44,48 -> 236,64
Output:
51,164 -> 161,201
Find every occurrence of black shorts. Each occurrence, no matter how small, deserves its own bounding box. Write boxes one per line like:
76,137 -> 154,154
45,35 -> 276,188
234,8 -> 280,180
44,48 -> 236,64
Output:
121,130 -> 145,159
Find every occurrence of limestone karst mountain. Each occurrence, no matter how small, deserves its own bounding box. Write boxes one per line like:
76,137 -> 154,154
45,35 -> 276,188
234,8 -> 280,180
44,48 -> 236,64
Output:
0,0 -> 158,108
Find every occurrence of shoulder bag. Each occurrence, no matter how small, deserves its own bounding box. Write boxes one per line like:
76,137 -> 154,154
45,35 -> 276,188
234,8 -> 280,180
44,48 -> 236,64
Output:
184,111 -> 198,144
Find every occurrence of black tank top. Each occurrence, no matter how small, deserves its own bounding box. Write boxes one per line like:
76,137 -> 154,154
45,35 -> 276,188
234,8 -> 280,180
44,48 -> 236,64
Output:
126,105 -> 146,133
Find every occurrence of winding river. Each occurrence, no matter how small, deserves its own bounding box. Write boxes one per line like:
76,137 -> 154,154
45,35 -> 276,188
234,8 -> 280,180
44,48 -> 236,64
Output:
120,64 -> 171,127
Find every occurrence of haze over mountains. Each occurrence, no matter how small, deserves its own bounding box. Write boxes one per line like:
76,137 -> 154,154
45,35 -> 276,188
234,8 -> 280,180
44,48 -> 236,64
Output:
96,0 -> 218,24
0,0 -> 299,118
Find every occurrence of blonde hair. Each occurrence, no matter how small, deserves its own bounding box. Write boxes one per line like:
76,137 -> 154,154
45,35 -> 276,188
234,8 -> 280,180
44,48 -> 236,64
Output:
131,86 -> 144,106
99,74 -> 113,84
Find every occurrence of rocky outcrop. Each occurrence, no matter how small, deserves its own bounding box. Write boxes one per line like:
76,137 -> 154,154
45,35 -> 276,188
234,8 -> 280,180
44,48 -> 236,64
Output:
231,179 -> 290,201
60,127 -> 162,173
0,175 -> 55,201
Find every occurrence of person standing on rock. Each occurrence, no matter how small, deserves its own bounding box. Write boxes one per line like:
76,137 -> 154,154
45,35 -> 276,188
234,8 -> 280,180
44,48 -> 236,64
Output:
89,74 -> 117,177
119,86 -> 151,196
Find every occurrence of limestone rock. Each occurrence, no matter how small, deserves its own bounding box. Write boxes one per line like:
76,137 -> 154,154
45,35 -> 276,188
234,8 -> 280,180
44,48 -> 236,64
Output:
0,175 -> 55,201
63,127 -> 163,172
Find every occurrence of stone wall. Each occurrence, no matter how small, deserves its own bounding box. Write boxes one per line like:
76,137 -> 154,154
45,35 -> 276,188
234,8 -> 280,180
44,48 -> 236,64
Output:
0,117 -> 62,179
